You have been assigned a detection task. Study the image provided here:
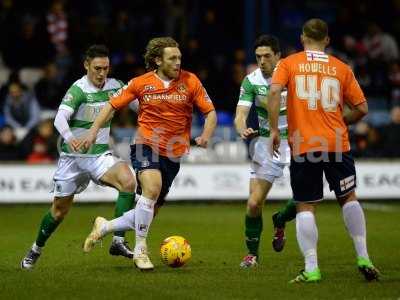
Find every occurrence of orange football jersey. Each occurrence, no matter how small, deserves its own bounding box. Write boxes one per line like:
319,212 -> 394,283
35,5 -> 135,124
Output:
272,50 -> 366,155
110,70 -> 215,157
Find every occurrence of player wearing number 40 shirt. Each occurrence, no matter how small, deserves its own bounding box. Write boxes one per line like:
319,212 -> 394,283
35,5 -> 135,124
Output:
268,18 -> 379,283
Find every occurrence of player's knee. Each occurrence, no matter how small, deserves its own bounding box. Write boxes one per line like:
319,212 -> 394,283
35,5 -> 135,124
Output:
247,198 -> 262,215
142,184 -> 162,200
337,190 -> 357,207
118,171 -> 136,192
51,200 -> 71,220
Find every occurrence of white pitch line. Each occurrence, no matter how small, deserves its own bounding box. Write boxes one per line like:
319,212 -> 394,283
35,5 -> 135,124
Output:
361,202 -> 400,212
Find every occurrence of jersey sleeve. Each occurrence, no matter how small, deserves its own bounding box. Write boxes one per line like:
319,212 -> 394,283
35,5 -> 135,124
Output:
109,79 -> 138,110
343,68 -> 366,106
237,77 -> 254,107
191,75 -> 215,114
58,85 -> 84,112
271,58 -> 290,86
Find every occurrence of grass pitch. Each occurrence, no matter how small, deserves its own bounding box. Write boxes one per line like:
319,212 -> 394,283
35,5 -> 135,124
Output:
1,201 -> 399,299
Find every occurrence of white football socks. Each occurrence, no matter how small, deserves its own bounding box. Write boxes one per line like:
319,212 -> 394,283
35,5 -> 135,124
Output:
134,195 -> 155,246
342,201 -> 369,259
296,211 -> 319,272
106,209 -> 136,236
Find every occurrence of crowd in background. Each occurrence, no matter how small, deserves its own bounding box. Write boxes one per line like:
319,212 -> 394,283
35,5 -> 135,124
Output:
0,0 -> 399,162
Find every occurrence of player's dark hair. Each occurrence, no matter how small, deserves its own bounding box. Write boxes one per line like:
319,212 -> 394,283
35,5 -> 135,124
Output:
144,37 -> 179,71
302,18 -> 328,41
254,35 -> 280,54
85,44 -> 109,61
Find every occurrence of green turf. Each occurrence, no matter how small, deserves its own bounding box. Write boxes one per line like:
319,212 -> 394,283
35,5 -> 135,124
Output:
1,202 -> 399,299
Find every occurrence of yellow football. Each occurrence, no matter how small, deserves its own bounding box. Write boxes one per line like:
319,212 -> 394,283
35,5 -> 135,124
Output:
160,235 -> 191,268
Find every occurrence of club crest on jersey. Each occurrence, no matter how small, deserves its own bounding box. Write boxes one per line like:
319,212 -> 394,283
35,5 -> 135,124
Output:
177,83 -> 187,93
144,85 -> 156,92
141,159 -> 150,168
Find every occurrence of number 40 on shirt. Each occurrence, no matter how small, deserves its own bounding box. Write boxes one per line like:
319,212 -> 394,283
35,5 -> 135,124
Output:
295,75 -> 340,112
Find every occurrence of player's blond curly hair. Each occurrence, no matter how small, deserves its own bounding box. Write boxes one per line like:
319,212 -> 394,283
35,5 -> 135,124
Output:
144,37 -> 179,71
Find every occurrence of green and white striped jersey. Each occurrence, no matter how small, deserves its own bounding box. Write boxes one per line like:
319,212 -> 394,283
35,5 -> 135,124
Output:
237,68 -> 288,138
59,75 -> 124,156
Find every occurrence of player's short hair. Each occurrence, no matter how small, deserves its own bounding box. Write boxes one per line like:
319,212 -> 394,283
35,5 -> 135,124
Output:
85,44 -> 109,61
302,18 -> 328,41
254,35 -> 280,54
144,37 -> 179,70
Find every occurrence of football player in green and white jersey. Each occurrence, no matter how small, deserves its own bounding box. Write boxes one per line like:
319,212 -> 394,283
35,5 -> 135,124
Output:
21,45 -> 137,269
234,35 -> 297,268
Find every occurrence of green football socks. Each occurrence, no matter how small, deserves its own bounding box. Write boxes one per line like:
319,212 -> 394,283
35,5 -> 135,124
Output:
274,199 -> 297,228
245,215 -> 263,256
35,211 -> 61,247
113,192 -> 135,238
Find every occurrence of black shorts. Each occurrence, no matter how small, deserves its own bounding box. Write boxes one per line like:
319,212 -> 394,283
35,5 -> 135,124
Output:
130,144 -> 180,206
290,152 -> 356,202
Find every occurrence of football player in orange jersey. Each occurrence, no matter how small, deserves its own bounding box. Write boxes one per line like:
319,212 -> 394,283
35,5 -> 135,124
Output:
80,37 -> 217,270
268,19 -> 379,282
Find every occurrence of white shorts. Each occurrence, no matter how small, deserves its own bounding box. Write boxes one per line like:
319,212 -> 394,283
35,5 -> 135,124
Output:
249,137 -> 290,183
52,152 -> 122,197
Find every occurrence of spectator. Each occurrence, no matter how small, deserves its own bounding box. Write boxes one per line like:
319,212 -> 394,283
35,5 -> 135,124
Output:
26,136 -> 55,164
3,81 -> 40,130
3,19 -> 55,69
46,0 -> 68,55
20,118 -> 58,161
363,23 -> 399,63
34,62 -> 64,110
351,121 -> 382,158
0,125 -> 20,161
0,71 -> 24,108
380,106 -> 400,158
